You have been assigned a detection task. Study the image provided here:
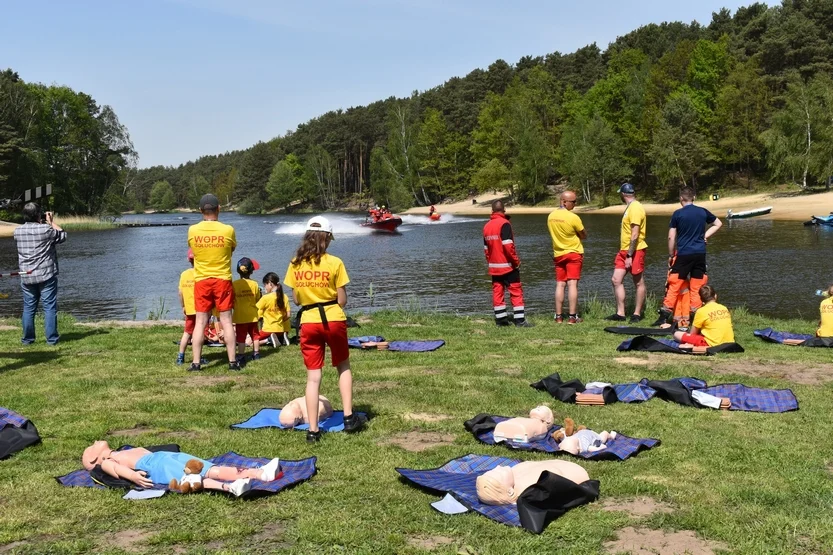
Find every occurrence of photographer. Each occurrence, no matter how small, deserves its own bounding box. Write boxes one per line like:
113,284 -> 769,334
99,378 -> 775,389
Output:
13,202 -> 67,345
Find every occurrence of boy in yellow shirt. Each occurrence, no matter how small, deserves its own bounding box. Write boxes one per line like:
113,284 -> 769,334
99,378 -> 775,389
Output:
256,272 -> 291,347
673,285 -> 734,347
232,257 -> 262,363
176,249 -> 197,365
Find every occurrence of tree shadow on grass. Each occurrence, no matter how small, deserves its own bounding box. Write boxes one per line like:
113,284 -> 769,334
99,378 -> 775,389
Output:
59,329 -> 109,342
0,350 -> 61,374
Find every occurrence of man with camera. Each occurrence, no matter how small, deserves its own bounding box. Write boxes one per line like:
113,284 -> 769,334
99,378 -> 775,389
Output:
13,202 -> 67,345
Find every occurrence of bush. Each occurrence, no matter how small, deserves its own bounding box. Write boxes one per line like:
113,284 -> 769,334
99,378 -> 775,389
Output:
236,195 -> 264,214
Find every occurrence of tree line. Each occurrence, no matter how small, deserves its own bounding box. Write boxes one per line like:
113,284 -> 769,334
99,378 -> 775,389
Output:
2,1 -> 833,215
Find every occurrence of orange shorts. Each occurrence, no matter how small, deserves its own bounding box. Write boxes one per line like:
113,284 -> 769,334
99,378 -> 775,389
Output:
680,333 -> 709,347
194,278 -> 233,313
299,321 -> 349,370
235,322 -> 259,344
614,249 -> 647,275
554,252 -> 583,282
183,314 -> 196,335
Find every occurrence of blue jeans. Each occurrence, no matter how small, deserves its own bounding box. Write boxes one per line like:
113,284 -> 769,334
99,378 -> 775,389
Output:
21,276 -> 59,345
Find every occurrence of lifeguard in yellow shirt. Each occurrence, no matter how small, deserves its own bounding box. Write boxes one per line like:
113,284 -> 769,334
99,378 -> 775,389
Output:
817,286 -> 833,337
673,285 -> 734,347
547,191 -> 586,324
607,183 -> 648,324
187,194 -> 238,372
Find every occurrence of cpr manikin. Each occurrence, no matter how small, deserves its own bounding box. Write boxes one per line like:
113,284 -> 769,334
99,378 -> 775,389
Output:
493,406 -> 553,444
553,428 -> 617,455
476,460 -> 590,505
279,395 -> 333,427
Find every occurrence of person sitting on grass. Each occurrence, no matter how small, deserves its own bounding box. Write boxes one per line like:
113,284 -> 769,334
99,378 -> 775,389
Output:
255,272 -> 291,347
82,441 -> 281,497
817,285 -> 833,337
673,285 -> 734,347
232,257 -> 262,364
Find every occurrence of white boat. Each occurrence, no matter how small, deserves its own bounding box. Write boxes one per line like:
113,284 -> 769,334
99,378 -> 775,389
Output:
727,206 -> 772,219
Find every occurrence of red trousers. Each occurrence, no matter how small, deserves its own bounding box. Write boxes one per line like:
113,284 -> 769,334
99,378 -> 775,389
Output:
491,270 -> 525,321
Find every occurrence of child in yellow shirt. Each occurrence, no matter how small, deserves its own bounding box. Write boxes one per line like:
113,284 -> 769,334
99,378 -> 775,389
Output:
673,285 -> 734,347
176,249 -> 198,365
232,257 -> 262,364
817,285 -> 833,337
256,272 -> 291,347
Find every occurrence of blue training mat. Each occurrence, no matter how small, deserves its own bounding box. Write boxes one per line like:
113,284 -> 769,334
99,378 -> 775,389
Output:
348,336 -> 445,352
0,408 -> 28,431
701,384 -> 799,413
472,416 -> 658,460
230,408 -> 368,432
753,328 -> 813,343
56,452 -> 317,498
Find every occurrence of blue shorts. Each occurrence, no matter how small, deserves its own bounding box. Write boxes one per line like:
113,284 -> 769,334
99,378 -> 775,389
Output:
134,452 -> 213,484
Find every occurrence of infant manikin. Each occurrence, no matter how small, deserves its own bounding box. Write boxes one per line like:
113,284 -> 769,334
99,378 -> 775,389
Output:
475,460 -> 590,505
279,395 -> 333,427
557,429 -> 617,455
493,406 -> 554,444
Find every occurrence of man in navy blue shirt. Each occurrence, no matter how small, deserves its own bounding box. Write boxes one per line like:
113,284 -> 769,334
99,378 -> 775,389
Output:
652,187 -> 722,326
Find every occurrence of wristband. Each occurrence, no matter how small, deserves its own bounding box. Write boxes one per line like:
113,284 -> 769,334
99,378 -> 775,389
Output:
626,253 -> 633,258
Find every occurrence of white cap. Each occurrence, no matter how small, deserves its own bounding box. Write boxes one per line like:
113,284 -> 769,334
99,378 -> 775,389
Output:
305,216 -> 334,237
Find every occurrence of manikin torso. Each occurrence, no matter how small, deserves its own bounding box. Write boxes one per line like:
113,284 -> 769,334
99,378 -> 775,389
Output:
279,395 -> 333,427
478,460 -> 590,505
493,406 -> 553,443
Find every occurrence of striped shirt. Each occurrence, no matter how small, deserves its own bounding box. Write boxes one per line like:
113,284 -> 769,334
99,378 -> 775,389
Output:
13,223 -> 67,284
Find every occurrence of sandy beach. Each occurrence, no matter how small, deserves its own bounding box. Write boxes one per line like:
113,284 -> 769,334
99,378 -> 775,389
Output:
404,189 -> 833,221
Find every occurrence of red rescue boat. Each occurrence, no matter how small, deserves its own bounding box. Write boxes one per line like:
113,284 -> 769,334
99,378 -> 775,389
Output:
363,209 -> 402,233
429,212 -> 441,221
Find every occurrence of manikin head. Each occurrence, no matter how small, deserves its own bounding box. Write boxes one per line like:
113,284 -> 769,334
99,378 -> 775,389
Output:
560,191 -> 578,211
280,398 -> 306,427
476,465 -> 517,505
679,186 -> 695,206
82,440 -> 112,471
618,182 -> 635,204
529,406 -> 553,426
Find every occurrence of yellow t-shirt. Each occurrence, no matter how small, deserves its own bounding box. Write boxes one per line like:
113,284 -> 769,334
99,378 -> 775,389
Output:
817,297 -> 833,337
692,301 -> 734,346
187,220 -> 237,281
257,292 -> 291,333
547,208 -> 585,257
620,200 -> 648,251
232,278 -> 261,324
178,268 -> 196,315
284,253 -> 349,325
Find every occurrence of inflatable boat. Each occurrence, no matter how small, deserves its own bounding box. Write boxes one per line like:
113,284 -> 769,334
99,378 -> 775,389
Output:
727,206 -> 772,219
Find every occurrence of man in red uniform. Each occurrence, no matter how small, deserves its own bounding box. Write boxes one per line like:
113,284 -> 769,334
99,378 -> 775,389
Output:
483,200 -> 533,327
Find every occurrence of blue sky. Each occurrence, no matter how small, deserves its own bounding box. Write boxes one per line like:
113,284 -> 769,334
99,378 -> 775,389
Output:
1,1 -> 764,168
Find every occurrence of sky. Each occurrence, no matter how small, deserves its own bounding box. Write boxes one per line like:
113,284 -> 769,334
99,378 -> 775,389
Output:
1,0 -> 765,168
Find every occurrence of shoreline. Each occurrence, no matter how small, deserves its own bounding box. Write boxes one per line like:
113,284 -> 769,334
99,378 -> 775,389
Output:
404,190 -> 833,222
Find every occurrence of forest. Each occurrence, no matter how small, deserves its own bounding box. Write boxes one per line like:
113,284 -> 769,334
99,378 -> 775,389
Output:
2,1 -> 833,215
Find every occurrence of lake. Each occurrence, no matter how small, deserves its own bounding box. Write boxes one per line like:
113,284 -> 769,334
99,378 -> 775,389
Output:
0,210 -> 830,322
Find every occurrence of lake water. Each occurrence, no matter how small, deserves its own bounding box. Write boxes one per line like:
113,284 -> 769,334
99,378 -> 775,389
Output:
0,210 -> 830,321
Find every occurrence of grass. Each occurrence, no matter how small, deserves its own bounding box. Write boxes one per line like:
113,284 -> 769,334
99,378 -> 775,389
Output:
54,216 -> 119,232
0,307 -> 832,554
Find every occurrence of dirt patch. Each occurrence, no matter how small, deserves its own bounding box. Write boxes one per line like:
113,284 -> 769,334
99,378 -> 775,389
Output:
473,329 -> 487,335
356,316 -> 373,325
177,375 -> 243,387
250,522 -> 292,550
0,541 -> 28,553
497,367 -> 522,375
615,356 -> 651,366
604,527 -> 728,555
78,320 -> 180,328
391,323 -> 423,327
355,380 -> 399,392
382,431 -> 456,452
108,425 -> 156,437
710,361 -> 833,385
406,535 -> 454,550
471,319 -> 489,324
601,497 -> 674,517
0,325 -> 17,332
404,412 -> 452,423
101,529 -> 154,552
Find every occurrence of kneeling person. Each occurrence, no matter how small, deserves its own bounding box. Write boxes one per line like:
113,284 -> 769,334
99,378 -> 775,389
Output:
673,285 -> 734,347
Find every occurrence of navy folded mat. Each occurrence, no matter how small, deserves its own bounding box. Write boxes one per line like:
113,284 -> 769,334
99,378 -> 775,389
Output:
531,373 -> 798,413
231,408 -> 368,432
0,408 -> 41,460
56,449 -> 317,499
397,454 -> 600,534
604,326 -> 674,336
347,336 -> 445,352
464,415 -> 658,460
754,328 -> 833,347
617,335 -> 744,354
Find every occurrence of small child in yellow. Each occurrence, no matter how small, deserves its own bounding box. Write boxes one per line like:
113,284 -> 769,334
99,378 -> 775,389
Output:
817,285 -> 833,337
176,249 -> 197,365
232,257 -> 262,365
673,285 -> 734,347
256,272 -> 291,347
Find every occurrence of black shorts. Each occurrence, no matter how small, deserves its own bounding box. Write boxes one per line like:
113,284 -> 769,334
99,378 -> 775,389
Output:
670,253 -> 707,280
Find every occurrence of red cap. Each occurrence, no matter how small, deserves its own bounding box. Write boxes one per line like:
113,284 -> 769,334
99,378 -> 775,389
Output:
187,249 -> 194,261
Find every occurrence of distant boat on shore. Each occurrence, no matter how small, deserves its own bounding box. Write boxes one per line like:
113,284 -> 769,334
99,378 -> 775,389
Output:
727,206 -> 772,219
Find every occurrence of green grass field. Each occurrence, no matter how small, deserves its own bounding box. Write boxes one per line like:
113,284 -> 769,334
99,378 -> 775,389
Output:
0,306 -> 831,554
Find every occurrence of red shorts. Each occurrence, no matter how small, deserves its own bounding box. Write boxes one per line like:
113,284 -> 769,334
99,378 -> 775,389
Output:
235,322 -> 260,344
614,249 -> 647,275
554,252 -> 583,282
194,278 -> 234,313
299,321 -> 349,370
680,333 -> 709,347
183,314 -> 196,335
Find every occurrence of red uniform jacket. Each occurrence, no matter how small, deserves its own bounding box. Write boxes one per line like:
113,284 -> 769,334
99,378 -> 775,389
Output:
483,213 -> 520,276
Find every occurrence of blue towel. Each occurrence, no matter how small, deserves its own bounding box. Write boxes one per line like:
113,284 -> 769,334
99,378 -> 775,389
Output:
701,384 -> 799,413
230,408 -> 367,432
347,336 -> 386,348
397,454 -> 599,531
753,328 -> 813,343
471,416 -> 659,460
388,340 -> 445,352
56,452 -> 317,497
0,408 -> 28,431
